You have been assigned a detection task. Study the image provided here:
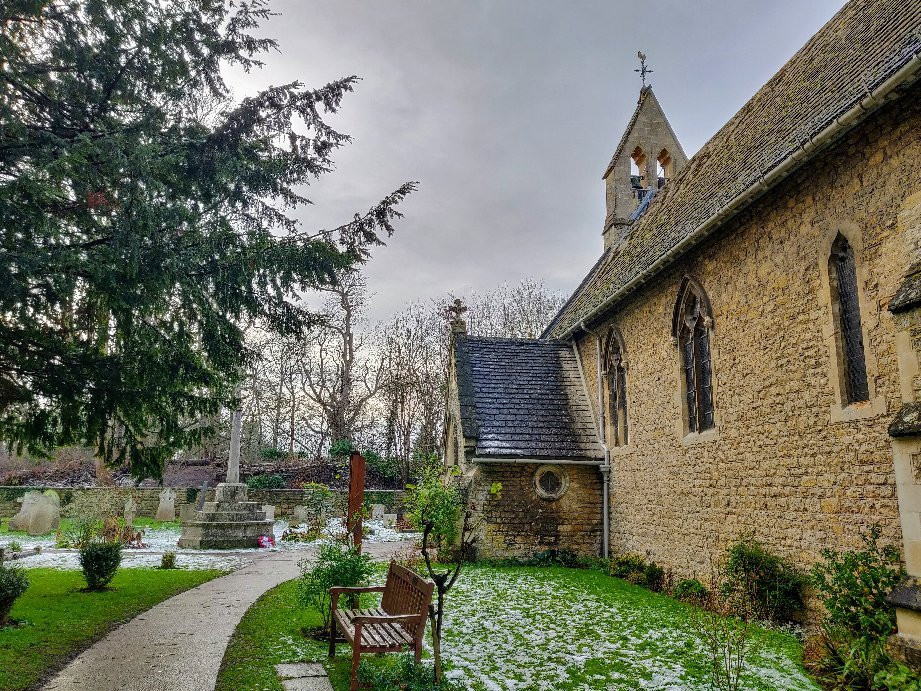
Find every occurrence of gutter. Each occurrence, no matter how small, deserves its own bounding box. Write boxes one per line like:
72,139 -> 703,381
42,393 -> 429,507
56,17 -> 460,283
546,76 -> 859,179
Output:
559,49 -> 921,340
578,320 -> 611,560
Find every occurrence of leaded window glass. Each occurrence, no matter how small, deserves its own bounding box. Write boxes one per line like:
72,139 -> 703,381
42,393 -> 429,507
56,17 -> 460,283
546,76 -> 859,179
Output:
831,235 -> 869,404
605,332 -> 628,447
676,287 -> 715,434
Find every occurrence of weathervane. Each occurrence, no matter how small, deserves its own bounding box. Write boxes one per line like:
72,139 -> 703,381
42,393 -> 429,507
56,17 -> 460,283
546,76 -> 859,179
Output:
635,51 -> 653,87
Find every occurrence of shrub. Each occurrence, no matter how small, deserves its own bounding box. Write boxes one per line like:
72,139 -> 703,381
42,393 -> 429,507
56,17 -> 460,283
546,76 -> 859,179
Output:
357,653 -> 464,690
809,525 -> 908,688
8,541 -> 22,553
79,541 -> 122,590
259,447 -> 284,460
246,473 -> 284,490
0,565 -> 28,626
56,516 -> 98,549
528,549 -> 584,568
297,540 -> 374,629
608,553 -> 665,592
160,551 -> 177,569
404,469 -> 461,547
185,487 -> 198,504
364,449 -> 400,481
722,536 -> 806,622
674,578 -> 709,603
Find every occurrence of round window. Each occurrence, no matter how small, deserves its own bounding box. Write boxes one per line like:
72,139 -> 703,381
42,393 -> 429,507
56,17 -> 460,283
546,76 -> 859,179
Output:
533,465 -> 569,500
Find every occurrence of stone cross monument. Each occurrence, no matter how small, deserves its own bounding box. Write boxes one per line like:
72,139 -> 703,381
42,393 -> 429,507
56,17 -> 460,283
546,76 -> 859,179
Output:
178,407 -> 272,549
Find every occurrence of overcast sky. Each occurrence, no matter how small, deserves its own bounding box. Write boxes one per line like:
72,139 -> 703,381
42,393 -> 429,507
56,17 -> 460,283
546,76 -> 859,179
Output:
225,0 -> 847,324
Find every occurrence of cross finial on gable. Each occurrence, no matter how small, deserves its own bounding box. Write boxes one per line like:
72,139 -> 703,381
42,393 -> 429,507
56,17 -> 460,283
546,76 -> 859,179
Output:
445,298 -> 468,334
635,51 -> 653,88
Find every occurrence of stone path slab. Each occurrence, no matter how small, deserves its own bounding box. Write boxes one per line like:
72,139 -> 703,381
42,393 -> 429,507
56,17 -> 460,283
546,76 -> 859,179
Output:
276,662 -> 333,691
42,542 -> 408,691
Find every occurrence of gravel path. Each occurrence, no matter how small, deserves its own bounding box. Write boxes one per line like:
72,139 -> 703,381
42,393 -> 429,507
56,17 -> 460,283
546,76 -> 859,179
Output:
42,541 -> 410,691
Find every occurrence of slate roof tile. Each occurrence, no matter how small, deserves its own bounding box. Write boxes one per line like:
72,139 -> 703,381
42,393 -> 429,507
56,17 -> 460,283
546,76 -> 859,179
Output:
453,336 -> 602,460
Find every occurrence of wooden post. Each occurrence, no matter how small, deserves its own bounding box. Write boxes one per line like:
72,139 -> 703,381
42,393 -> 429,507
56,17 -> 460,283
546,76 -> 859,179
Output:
347,451 -> 366,551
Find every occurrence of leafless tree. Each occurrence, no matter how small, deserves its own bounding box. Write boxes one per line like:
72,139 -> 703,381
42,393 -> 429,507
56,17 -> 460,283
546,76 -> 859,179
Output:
465,277 -> 565,338
300,271 -> 380,447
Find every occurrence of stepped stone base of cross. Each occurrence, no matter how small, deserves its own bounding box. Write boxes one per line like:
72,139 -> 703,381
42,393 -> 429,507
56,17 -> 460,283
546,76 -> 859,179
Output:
177,483 -> 274,549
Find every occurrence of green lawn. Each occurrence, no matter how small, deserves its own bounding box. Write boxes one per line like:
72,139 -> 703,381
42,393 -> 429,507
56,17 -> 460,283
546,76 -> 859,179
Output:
0,567 -> 221,691
218,564 -> 818,690
1,515 -> 180,539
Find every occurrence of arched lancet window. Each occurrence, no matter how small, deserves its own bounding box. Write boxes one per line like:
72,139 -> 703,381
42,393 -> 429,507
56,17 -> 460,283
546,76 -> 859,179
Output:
829,234 -> 869,404
672,278 -> 714,434
604,328 -> 628,447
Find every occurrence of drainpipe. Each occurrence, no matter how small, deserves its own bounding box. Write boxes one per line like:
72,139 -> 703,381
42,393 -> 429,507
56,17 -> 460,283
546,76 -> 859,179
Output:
579,320 -> 611,559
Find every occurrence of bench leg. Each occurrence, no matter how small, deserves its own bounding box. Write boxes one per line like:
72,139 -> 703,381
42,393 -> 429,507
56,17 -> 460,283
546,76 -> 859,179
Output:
350,644 -> 361,691
328,617 -> 336,658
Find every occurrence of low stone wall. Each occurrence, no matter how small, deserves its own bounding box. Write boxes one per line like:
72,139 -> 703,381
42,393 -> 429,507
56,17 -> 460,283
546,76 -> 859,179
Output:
0,486 -> 406,520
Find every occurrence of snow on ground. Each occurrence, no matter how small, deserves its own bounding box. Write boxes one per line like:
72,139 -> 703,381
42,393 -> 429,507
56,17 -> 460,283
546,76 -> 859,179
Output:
438,568 -> 818,691
2,517 -> 417,571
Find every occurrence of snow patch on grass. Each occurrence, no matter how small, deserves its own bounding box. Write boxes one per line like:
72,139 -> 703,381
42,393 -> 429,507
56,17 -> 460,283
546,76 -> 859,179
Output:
438,567 -> 818,691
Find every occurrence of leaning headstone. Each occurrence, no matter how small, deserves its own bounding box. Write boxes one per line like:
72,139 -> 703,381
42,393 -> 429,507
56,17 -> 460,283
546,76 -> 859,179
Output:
155,487 -> 177,521
196,482 -> 208,510
123,496 -> 138,527
291,506 -> 310,527
371,503 -> 386,520
262,505 -> 275,522
10,490 -> 61,535
382,513 -> 397,528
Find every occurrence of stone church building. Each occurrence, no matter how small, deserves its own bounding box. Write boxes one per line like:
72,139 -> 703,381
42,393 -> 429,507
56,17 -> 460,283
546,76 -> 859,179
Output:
444,0 -> 921,659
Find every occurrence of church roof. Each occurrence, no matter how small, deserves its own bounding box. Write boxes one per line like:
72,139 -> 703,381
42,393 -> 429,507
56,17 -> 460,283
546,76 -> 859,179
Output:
545,0 -> 921,339
453,335 -> 602,460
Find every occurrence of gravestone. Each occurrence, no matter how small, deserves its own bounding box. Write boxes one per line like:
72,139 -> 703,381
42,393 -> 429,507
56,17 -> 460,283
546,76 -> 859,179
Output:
371,503 -> 386,520
123,496 -> 138,527
178,504 -> 197,522
10,490 -> 61,535
291,506 -> 310,526
155,488 -> 177,521
262,505 -> 275,522
196,482 -> 208,510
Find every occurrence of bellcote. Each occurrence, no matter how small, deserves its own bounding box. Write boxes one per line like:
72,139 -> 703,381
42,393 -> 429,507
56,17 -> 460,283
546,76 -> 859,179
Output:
602,86 -> 687,251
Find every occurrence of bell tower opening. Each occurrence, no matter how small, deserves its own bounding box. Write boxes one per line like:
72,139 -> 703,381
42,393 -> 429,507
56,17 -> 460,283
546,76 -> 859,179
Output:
602,59 -> 688,251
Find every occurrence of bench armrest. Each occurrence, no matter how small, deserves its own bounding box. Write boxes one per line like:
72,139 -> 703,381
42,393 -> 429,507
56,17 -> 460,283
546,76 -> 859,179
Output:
330,585 -> 386,610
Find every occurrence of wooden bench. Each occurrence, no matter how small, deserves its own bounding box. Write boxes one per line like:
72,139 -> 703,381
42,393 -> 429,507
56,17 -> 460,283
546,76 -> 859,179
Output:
329,561 -> 434,690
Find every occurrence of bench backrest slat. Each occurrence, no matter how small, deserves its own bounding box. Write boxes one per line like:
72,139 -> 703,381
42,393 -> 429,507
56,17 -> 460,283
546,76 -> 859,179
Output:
381,562 -> 434,640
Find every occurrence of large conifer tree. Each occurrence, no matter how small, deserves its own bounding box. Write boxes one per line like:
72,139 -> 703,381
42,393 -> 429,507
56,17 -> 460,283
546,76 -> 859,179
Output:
0,1 -> 415,479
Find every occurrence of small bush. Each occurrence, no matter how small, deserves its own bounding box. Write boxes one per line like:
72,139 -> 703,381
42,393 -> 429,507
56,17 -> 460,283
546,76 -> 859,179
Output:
0,565 -> 28,626
722,536 -> 806,622
528,549 -> 584,568
297,541 -> 374,629
56,516 -> 97,549
79,541 -> 122,590
259,447 -> 284,460
8,541 -> 22,553
160,551 -> 177,569
246,473 -> 285,490
809,525 -> 908,688
185,487 -> 198,505
608,553 -> 665,592
404,469 -> 461,547
357,653 -> 464,690
674,578 -> 709,603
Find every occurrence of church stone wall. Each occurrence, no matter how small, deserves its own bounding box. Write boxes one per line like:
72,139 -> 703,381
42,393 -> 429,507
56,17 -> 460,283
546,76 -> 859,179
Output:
576,88 -> 921,580
468,463 -> 603,559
